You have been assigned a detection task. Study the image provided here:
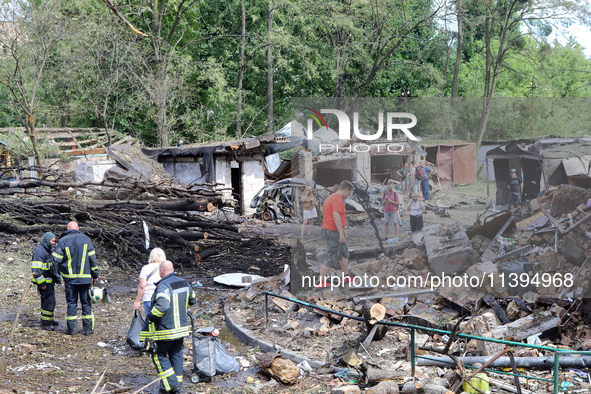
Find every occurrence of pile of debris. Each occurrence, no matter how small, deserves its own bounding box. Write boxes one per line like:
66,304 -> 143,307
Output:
223,184 -> 591,393
0,160 -> 283,271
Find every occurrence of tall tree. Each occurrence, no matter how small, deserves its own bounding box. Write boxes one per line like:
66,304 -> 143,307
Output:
105,0 -> 202,147
235,0 -> 246,138
473,0 -> 590,153
451,0 -> 465,109
0,0 -> 69,166
266,2 -> 274,133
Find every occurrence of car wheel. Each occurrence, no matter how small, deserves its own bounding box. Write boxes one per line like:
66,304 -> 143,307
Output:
262,209 -> 276,221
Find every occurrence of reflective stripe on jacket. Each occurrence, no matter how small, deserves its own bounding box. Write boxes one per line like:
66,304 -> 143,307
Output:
31,243 -> 55,285
52,229 -> 98,285
140,273 -> 196,341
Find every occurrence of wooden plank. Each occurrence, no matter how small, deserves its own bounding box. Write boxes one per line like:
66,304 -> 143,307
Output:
109,135 -> 133,146
63,148 -> 107,156
58,138 -> 100,147
42,131 -> 107,139
515,211 -> 545,230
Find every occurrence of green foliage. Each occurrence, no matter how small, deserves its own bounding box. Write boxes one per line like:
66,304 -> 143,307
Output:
1,0 -> 591,149
0,128 -> 61,159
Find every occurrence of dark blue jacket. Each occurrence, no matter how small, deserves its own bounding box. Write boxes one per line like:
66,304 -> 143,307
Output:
52,229 -> 98,285
31,242 -> 59,285
140,273 -> 196,341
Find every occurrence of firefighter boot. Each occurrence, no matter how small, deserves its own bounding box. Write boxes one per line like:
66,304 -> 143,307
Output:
82,316 -> 94,335
66,320 -> 78,335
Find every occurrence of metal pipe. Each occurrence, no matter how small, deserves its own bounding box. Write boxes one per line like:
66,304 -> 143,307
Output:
263,292 -> 563,352
467,348 -> 507,379
418,356 -> 553,383
553,353 -> 559,394
417,356 -> 591,369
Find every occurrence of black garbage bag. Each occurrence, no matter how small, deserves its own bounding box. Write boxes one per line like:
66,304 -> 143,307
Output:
193,336 -> 216,380
213,338 -> 239,374
126,310 -> 144,350
192,336 -> 239,380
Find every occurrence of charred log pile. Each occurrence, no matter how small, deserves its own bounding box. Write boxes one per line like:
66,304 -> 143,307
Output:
0,169 -> 288,274
0,196 -> 236,267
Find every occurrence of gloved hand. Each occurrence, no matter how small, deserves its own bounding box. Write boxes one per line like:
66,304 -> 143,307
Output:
144,338 -> 158,354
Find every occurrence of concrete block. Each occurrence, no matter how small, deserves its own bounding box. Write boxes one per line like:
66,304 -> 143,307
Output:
558,233 -> 586,266
481,332 -> 505,356
423,224 -> 476,275
489,312 -> 561,342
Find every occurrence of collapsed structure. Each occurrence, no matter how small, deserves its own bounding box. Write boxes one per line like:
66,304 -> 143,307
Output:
225,181 -> 591,393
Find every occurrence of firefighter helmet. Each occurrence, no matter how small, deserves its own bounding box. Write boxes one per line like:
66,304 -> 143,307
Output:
89,286 -> 104,303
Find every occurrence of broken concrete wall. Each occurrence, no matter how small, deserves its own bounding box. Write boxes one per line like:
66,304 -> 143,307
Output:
242,156 -> 265,216
355,151 -> 371,185
75,160 -> 117,182
297,150 -> 314,182
215,157 -> 233,203
160,156 -> 207,185
423,224 -> 476,275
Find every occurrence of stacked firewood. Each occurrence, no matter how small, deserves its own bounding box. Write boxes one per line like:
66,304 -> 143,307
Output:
0,170 -> 246,270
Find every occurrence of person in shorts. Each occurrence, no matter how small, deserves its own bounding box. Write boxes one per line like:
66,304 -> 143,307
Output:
300,186 -> 317,236
382,179 -> 400,240
316,181 -> 354,289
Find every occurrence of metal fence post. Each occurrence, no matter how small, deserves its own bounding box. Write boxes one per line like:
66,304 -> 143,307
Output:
411,327 -> 416,377
553,352 -> 559,394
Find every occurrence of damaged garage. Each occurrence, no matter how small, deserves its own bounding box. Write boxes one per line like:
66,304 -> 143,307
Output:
486,139 -> 591,205
141,135 -> 282,215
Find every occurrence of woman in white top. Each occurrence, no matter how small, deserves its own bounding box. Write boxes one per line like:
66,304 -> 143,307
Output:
133,248 -> 166,316
406,193 -> 425,233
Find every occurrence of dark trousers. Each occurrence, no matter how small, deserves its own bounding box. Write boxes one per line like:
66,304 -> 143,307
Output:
64,282 -> 93,333
152,339 -> 184,392
410,214 -> 424,232
38,283 -> 56,325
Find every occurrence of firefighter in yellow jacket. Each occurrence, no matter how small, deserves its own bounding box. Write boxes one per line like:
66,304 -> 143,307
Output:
140,260 -> 196,394
31,232 -> 60,330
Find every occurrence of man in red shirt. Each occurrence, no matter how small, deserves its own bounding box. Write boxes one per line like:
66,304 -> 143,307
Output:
316,181 -> 354,288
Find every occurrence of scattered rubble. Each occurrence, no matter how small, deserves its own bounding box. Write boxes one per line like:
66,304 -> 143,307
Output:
3,152 -> 591,392
220,183 -> 591,393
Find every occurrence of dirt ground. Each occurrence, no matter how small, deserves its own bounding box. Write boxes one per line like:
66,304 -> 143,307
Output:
0,183 -> 495,393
